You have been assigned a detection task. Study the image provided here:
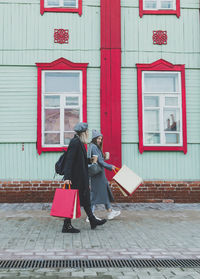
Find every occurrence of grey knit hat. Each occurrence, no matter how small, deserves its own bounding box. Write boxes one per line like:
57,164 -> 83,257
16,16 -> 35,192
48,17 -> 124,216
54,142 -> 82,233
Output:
74,122 -> 88,133
92,129 -> 103,140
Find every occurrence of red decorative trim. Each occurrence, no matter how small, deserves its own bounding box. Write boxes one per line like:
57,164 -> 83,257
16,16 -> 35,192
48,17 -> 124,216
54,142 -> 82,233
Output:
54,29 -> 69,44
40,0 -> 82,16
153,30 -> 167,45
101,0 -> 121,180
36,57 -> 88,155
136,59 -> 187,154
139,0 -> 180,18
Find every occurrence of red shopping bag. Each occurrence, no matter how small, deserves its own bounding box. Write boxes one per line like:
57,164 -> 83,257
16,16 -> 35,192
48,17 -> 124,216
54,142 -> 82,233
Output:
50,184 -> 81,219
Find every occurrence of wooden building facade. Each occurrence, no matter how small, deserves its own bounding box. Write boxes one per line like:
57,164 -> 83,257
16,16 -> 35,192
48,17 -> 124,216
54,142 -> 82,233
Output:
0,0 -> 200,202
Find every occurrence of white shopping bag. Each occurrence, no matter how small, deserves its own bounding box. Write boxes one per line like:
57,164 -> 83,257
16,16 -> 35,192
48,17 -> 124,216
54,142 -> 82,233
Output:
113,165 -> 143,196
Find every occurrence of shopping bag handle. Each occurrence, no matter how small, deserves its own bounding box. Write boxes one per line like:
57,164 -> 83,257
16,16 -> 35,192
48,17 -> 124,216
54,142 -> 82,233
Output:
63,183 -> 71,190
113,167 -> 120,174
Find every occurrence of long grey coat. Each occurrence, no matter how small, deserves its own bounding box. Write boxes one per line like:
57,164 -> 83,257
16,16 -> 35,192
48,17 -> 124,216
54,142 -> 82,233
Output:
88,143 -> 114,206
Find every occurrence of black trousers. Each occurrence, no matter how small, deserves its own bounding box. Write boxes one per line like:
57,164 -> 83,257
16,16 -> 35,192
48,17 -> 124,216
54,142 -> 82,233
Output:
64,205 -> 93,224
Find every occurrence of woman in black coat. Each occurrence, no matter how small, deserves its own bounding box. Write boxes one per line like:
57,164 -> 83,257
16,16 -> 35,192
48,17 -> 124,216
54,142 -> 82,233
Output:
62,122 -> 107,233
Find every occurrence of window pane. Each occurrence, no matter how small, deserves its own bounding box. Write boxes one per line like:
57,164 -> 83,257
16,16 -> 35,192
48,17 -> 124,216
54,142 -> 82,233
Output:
144,110 -> 160,131
144,0 -> 157,9
63,0 -> 77,7
164,109 -> 180,131
64,109 -> 80,131
144,73 -> 179,93
161,0 -> 174,9
165,133 -> 180,144
45,72 -> 80,93
45,133 -> 60,144
64,132 -> 75,145
144,133 -> 160,144
46,0 -> 60,6
45,109 -> 60,131
66,96 -> 79,106
165,97 -> 178,106
144,96 -> 159,107
44,96 -> 60,107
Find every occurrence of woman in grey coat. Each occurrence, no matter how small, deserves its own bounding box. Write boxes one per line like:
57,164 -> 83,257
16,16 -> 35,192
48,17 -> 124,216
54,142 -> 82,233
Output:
87,129 -> 121,220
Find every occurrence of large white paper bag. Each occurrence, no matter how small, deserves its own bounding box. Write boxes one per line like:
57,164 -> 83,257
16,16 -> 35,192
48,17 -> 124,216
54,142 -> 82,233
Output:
113,165 -> 143,196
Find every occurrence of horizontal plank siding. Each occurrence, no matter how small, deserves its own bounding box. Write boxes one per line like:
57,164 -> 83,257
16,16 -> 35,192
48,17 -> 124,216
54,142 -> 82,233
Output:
0,67 -> 37,142
122,143 -> 200,180
0,0 -> 199,182
0,67 -> 100,142
85,68 -> 101,134
121,68 -> 200,144
121,6 -> 200,68
121,0 -> 199,9
0,142 -> 199,180
0,1 -> 100,66
0,143 -> 59,180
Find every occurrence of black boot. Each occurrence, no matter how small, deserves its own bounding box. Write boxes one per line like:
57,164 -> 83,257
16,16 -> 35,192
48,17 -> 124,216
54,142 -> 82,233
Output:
89,215 -> 107,230
83,205 -> 107,230
62,218 -> 80,233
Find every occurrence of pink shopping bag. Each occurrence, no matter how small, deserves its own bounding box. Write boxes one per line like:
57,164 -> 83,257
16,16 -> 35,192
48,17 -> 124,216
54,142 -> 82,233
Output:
50,184 -> 81,219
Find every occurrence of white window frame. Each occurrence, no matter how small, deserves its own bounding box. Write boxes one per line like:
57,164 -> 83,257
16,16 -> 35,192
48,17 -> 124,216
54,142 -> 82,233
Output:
143,0 -> 176,11
42,70 -> 83,148
44,0 -> 78,8
142,71 -> 183,147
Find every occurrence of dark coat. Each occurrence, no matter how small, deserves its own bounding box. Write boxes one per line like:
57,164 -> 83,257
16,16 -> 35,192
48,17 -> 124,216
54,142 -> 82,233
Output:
89,143 -> 114,206
64,135 -> 91,207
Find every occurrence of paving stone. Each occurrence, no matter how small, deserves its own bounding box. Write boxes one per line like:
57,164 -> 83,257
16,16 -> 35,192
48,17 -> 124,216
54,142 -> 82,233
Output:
1,203 -> 200,278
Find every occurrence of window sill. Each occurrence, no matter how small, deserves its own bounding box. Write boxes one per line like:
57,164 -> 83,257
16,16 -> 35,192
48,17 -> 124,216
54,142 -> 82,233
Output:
139,145 -> 187,154
140,10 -> 180,17
40,0 -> 82,16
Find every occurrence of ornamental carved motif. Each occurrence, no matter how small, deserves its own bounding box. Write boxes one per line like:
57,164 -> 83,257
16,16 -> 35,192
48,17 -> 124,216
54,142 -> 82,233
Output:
54,29 -> 69,44
153,31 -> 167,45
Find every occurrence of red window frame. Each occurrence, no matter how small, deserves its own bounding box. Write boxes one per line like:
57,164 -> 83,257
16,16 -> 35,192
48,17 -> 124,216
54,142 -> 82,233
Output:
139,0 -> 180,18
40,0 -> 82,16
36,57 -> 88,155
136,59 -> 187,154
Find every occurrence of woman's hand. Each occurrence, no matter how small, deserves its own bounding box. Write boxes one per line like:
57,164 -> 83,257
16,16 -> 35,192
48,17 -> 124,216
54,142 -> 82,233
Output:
64,180 -> 72,185
112,165 -> 116,171
91,155 -> 98,164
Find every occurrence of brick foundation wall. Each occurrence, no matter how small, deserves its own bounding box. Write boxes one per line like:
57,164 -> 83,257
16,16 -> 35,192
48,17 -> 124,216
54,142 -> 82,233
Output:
0,180 -> 200,203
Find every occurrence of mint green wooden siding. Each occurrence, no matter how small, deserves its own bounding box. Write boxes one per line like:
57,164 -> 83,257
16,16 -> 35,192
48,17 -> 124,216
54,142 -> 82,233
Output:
0,143 -> 199,180
121,0 -> 200,181
0,67 -> 37,142
0,0 -> 199,181
0,1 -> 100,66
0,143 -> 61,180
121,5 -> 200,68
0,67 -> 100,142
122,143 -> 200,180
121,69 -> 200,144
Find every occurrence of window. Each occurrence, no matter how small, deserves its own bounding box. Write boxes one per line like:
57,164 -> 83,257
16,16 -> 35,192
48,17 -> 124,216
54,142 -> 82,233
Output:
137,59 -> 187,154
36,58 -> 88,154
40,0 -> 82,15
139,0 -> 180,17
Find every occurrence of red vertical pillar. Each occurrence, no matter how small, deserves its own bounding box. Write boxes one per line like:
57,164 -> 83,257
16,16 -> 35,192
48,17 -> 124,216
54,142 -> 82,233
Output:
100,0 -> 121,179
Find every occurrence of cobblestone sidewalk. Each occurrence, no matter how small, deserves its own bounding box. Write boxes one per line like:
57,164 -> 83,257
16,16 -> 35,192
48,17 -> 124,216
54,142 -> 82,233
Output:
0,203 -> 200,278
0,267 -> 200,279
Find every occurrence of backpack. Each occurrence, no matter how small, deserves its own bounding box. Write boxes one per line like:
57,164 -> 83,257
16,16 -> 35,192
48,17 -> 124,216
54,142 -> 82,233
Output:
55,152 -> 67,175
